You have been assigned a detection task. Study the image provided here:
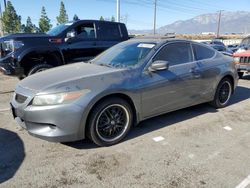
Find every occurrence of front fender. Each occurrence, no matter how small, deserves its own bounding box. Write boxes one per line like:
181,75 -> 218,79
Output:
77,89 -> 141,139
16,46 -> 65,65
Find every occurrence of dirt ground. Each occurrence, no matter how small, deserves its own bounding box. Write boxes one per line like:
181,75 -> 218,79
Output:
0,74 -> 250,188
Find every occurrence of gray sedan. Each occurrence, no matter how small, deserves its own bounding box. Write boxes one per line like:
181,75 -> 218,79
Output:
10,38 -> 238,146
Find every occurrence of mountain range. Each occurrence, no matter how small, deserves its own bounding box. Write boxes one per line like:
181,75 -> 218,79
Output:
129,11 -> 250,35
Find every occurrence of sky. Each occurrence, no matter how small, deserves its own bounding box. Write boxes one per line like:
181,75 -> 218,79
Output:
1,0 -> 250,30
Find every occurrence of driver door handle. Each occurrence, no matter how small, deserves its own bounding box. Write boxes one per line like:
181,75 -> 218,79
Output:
190,67 -> 201,78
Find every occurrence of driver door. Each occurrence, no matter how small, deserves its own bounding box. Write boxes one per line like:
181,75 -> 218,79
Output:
140,41 -> 202,118
63,23 -> 98,63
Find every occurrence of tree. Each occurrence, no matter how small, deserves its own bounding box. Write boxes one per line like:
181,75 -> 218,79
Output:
20,24 -> 26,33
73,14 -> 79,21
24,16 -> 34,33
111,16 -> 115,22
2,1 -> 21,33
99,16 -> 105,21
56,1 -> 68,25
39,6 -> 52,32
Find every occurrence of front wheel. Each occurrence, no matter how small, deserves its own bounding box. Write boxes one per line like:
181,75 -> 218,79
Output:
28,64 -> 53,76
210,78 -> 233,108
238,72 -> 244,79
88,97 -> 133,146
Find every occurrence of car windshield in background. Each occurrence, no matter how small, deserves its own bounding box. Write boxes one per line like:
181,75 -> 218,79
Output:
47,22 -> 73,36
92,42 -> 155,68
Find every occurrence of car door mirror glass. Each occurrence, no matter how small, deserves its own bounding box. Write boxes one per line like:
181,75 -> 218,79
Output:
149,60 -> 169,72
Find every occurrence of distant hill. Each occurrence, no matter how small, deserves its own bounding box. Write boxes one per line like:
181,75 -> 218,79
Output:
129,11 -> 250,35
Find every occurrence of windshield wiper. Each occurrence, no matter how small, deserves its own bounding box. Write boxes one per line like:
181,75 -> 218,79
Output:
98,63 -> 113,68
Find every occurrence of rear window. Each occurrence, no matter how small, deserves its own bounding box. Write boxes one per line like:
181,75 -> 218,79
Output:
193,44 -> 215,61
99,23 -> 121,40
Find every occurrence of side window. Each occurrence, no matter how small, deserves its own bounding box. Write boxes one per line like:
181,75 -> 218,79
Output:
99,24 -> 121,40
73,23 -> 96,39
192,44 -> 215,61
154,42 -> 193,66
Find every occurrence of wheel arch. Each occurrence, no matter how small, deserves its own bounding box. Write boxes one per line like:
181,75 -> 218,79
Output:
219,74 -> 235,94
18,48 -> 65,75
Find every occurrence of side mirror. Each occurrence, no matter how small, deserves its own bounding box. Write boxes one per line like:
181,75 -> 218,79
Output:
149,60 -> 169,72
65,31 -> 76,42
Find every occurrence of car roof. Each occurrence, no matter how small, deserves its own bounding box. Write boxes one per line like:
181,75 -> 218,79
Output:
129,36 -> 193,45
70,19 -> 125,25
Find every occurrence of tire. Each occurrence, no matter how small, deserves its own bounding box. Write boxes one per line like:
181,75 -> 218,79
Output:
28,64 -> 53,76
88,97 -> 133,146
238,72 -> 244,79
210,78 -> 233,108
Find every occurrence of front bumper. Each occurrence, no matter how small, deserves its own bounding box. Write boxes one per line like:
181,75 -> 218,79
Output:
236,64 -> 250,72
10,88 -> 88,142
0,55 -> 24,76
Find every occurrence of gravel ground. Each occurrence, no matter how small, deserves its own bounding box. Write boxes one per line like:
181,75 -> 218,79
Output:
0,74 -> 250,188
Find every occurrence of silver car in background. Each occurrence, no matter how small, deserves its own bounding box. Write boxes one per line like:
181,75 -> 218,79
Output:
10,38 -> 238,146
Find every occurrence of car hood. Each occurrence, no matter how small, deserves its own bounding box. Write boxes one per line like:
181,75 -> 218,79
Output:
234,49 -> 250,57
0,33 -> 50,41
18,63 -> 124,93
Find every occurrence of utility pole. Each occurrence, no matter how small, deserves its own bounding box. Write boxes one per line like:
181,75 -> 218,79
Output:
116,0 -> 120,22
153,0 -> 157,35
4,0 -> 6,9
216,10 -> 223,38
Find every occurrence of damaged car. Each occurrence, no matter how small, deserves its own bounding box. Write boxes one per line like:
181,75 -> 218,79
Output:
10,38 -> 238,146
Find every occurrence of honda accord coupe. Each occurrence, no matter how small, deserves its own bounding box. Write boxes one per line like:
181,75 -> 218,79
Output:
10,38 -> 238,146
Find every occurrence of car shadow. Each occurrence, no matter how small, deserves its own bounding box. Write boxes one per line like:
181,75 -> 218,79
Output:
0,128 -> 25,184
64,85 -> 250,149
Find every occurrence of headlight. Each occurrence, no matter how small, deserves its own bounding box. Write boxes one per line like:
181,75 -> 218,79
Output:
3,40 -> 24,52
32,89 -> 90,106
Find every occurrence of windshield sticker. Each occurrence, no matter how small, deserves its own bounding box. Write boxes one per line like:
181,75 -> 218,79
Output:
137,43 -> 155,48
65,22 -> 73,26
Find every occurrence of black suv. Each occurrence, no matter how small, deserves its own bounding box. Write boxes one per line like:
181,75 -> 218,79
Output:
0,20 -> 129,79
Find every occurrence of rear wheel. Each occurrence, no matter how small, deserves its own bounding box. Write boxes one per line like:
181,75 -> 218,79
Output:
210,78 -> 232,108
88,97 -> 133,146
238,72 -> 244,79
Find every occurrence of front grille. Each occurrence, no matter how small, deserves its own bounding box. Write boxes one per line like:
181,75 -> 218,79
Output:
239,56 -> 250,64
15,93 -> 28,103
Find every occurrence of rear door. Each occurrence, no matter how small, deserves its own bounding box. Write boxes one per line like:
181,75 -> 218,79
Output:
140,41 -> 203,118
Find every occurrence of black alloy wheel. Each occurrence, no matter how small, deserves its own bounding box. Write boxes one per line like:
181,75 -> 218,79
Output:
210,78 -> 232,108
96,104 -> 129,142
218,81 -> 231,105
88,97 -> 133,146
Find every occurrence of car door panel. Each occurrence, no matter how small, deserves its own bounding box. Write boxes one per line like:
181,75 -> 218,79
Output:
140,61 -> 202,119
192,43 -> 221,101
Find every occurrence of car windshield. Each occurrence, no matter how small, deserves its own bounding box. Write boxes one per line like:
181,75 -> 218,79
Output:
47,22 -> 73,36
92,42 -> 155,68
